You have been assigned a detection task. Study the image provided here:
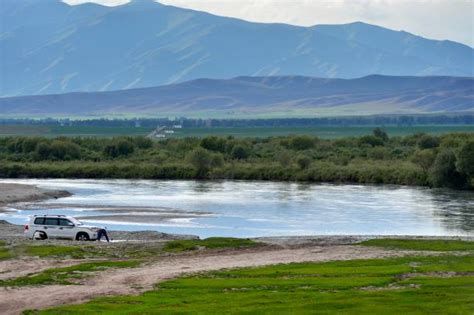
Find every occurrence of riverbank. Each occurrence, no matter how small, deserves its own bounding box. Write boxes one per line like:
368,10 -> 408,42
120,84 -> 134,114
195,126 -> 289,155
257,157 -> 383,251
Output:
0,183 -> 71,208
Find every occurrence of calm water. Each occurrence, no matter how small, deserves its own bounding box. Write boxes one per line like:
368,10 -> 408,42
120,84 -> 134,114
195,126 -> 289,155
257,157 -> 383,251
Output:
1,179 -> 473,238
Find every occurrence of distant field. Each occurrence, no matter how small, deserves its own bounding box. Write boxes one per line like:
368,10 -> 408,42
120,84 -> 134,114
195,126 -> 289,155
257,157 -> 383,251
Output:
0,125 -> 153,137
171,125 -> 474,139
0,124 -> 473,139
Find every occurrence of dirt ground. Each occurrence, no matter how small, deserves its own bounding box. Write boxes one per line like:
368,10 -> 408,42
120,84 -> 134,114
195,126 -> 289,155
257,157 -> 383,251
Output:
0,244 -> 439,315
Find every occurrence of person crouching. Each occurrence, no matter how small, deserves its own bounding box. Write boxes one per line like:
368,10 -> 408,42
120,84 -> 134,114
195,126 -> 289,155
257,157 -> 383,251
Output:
97,228 -> 110,242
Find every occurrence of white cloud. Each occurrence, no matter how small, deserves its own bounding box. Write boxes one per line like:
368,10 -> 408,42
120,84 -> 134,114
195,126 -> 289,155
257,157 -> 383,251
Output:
63,0 -> 474,47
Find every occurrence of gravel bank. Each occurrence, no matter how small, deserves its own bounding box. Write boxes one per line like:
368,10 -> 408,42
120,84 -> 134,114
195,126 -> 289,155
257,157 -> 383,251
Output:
0,183 -> 71,208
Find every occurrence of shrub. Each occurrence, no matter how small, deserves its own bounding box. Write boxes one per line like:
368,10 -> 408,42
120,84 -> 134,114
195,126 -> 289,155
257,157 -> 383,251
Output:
359,135 -> 384,147
103,139 -> 135,158
231,145 -> 249,160
296,155 -> 312,170
373,127 -> 389,142
411,149 -> 436,172
417,135 -> 440,149
200,136 -> 227,153
289,135 -> 315,151
429,149 -> 465,188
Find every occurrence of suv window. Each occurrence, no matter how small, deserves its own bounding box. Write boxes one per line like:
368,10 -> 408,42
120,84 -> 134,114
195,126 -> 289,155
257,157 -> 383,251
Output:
59,219 -> 74,227
44,218 -> 59,226
34,217 -> 45,225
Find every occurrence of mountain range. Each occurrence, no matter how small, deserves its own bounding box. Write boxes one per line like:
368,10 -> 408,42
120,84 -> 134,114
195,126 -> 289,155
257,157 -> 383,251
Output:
1,0 -> 473,97
1,75 -> 472,117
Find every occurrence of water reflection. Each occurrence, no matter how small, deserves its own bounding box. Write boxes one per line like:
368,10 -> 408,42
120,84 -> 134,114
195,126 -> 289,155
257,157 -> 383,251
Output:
428,189 -> 474,232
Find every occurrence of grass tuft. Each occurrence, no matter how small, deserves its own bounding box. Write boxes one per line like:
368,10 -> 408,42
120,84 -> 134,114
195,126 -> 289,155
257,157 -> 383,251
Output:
0,240 -> 12,260
24,245 -> 88,258
163,237 -> 258,253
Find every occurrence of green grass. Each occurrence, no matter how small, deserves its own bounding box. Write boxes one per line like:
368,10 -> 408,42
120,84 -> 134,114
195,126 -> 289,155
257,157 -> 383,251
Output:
0,240 -> 12,260
38,255 -> 474,314
163,237 -> 259,253
360,239 -> 474,251
0,260 -> 139,287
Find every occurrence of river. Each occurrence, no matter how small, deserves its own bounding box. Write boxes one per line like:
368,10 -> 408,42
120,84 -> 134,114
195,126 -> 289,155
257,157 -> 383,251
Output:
0,179 -> 473,238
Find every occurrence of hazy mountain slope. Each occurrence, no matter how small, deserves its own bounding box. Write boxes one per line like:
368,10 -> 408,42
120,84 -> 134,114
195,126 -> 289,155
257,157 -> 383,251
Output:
0,0 -> 473,97
0,75 -> 472,117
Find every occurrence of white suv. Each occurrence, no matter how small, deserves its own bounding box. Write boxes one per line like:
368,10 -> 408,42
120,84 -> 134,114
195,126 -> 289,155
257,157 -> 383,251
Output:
24,215 -> 100,241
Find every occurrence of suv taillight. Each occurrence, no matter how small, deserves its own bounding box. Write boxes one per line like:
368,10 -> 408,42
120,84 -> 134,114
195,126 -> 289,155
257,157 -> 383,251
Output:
24,224 -> 29,231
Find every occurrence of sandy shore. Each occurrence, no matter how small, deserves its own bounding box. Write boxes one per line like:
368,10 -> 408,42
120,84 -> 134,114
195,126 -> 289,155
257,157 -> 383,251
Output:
0,183 -> 71,208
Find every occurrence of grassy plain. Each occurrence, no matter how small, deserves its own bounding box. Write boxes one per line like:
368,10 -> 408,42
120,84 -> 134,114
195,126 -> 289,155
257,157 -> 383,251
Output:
172,125 -> 474,139
39,254 -> 474,314
1,124 -> 474,139
2,239 -> 473,313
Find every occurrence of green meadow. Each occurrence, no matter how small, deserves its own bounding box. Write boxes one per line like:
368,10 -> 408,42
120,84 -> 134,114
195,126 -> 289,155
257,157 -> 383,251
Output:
37,254 -> 474,314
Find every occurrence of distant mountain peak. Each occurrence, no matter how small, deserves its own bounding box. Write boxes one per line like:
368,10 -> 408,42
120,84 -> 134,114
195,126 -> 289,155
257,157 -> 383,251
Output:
126,0 -> 159,6
1,0 -> 472,97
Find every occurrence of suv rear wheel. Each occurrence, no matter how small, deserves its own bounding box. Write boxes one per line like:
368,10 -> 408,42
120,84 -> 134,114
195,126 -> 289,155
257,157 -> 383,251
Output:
76,232 -> 90,241
34,231 -> 48,240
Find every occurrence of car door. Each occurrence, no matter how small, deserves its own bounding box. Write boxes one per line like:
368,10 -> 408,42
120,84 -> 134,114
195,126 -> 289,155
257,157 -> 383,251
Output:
57,218 -> 76,239
43,217 -> 60,238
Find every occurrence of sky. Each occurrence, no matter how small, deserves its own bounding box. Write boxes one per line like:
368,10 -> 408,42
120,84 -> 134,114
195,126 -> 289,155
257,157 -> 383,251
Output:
64,0 -> 474,47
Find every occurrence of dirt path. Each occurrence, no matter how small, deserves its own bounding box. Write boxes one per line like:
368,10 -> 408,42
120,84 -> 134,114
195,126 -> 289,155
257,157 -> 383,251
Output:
0,245 -> 434,314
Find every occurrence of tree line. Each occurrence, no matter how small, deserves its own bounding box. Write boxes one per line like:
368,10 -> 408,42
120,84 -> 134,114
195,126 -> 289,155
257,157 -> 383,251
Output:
0,130 -> 473,190
1,114 -> 473,128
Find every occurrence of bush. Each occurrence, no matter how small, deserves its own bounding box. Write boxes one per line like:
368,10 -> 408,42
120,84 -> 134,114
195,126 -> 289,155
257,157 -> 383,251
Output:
231,145 -> 249,160
456,141 -> 474,178
134,137 -> 153,149
359,135 -> 384,147
429,149 -> 465,188
411,149 -> 436,172
200,136 -> 227,153
373,127 -> 389,142
417,135 -> 440,149
289,136 -> 315,151
50,140 -> 81,160
103,139 -> 135,158
296,155 -> 312,170
187,147 -> 223,177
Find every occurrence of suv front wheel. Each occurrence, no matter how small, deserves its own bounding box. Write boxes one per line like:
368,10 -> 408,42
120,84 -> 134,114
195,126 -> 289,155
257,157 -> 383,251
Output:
76,232 -> 90,241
